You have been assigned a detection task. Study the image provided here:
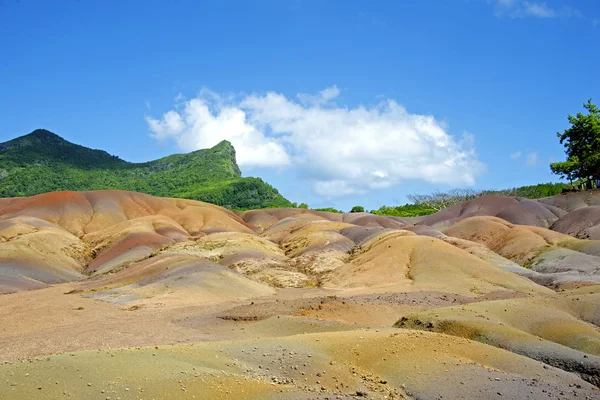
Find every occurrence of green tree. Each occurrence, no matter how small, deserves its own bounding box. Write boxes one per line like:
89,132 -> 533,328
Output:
298,203 -> 309,209
551,99 -> 600,189
350,205 -> 365,213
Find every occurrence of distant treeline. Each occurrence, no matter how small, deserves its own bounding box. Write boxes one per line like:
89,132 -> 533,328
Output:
308,182 -> 571,217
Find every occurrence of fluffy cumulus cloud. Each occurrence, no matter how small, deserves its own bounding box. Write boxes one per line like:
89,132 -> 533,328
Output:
147,87 -> 483,198
492,0 -> 581,19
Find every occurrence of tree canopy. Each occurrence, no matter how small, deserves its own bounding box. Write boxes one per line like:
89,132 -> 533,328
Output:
551,99 -> 600,188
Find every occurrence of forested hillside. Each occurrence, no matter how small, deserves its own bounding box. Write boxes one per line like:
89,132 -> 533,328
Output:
0,129 -> 292,210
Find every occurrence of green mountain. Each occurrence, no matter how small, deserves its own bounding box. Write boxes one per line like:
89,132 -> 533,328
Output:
0,129 -> 292,210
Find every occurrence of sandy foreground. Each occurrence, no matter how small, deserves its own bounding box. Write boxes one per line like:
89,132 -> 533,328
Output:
1,282 -> 598,399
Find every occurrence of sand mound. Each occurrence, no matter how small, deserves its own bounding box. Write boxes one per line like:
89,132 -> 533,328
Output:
240,208 -> 343,234
0,218 -> 87,294
538,190 -> 600,212
324,231 -> 552,297
0,191 -> 260,293
165,231 -> 285,260
419,195 -> 563,228
551,206 -> 600,239
241,208 -> 409,232
81,253 -> 275,306
0,190 -> 252,236
278,220 -> 355,256
415,191 -> 600,243
444,216 -> 600,288
163,232 -> 312,288
341,212 -> 407,229
396,296 -> 600,385
338,225 -> 391,246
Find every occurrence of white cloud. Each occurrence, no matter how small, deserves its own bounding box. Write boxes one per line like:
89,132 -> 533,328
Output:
510,151 -> 522,159
297,85 -> 341,106
523,2 -> 555,18
526,152 -> 539,166
492,0 -> 581,19
146,94 -> 290,168
147,87 -> 484,198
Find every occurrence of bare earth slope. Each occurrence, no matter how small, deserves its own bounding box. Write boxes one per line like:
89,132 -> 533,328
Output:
1,190 -> 599,399
418,190 -> 600,239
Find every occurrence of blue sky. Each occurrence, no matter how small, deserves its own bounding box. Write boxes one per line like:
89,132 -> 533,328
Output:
1,0 -> 599,211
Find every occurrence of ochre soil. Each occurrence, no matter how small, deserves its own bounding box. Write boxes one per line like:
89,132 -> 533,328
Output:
1,190 -> 600,399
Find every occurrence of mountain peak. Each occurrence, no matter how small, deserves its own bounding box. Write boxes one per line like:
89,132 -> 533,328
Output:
210,140 -> 241,177
214,139 -> 234,148
1,129 -> 66,149
27,129 -> 63,140
18,129 -> 69,145
0,128 -> 126,169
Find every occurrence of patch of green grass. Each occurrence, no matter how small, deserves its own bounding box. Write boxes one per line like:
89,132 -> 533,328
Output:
313,207 -> 342,213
